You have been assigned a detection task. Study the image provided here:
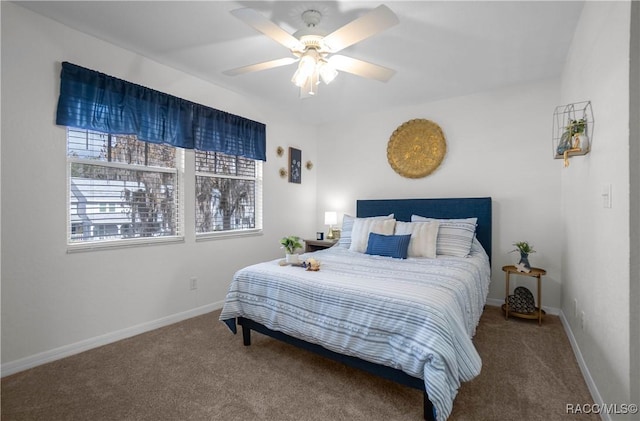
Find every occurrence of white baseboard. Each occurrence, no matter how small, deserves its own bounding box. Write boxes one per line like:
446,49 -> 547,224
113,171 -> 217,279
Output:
558,310 -> 608,421
485,298 -> 561,315
1,301 -> 224,378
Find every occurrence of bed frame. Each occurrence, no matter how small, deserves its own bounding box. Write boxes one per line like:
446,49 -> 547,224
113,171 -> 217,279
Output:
237,197 -> 492,420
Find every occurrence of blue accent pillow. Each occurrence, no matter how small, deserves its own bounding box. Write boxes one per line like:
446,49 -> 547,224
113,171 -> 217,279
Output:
365,233 -> 412,259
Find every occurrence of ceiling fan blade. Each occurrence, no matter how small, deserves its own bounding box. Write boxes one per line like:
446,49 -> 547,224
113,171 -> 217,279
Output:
231,8 -> 304,52
329,55 -> 396,82
321,5 -> 399,53
223,57 -> 298,76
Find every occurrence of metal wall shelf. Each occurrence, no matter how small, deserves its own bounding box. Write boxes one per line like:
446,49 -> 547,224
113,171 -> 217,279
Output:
552,101 -> 594,167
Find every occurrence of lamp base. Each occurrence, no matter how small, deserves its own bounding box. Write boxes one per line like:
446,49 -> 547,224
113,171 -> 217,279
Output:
326,227 -> 334,240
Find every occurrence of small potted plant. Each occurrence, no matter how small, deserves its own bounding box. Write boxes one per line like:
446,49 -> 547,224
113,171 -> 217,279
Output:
511,241 -> 535,270
280,235 -> 303,264
557,118 -> 588,155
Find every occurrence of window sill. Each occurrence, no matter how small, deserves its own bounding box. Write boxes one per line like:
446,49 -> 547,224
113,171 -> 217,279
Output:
196,228 -> 263,242
67,236 -> 185,253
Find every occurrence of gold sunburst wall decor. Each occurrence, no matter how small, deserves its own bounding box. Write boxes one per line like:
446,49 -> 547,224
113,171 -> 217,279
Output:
387,119 -> 447,178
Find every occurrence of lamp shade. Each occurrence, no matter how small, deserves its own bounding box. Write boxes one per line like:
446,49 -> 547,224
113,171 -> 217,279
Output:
324,211 -> 337,226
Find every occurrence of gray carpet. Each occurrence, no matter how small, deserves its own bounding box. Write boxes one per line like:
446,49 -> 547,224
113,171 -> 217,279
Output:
1,305 -> 597,420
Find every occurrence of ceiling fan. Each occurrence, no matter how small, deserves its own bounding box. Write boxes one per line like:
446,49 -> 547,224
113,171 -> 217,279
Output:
223,4 -> 399,98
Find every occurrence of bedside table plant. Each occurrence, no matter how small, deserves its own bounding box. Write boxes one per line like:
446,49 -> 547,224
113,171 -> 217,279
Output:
511,241 -> 535,269
280,235 -> 303,264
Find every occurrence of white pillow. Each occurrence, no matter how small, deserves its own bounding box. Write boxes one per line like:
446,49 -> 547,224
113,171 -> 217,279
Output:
338,214 -> 394,249
394,220 -> 440,258
411,215 -> 477,257
349,218 -> 396,253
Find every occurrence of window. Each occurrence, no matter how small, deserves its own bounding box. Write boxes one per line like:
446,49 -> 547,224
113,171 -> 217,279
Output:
58,63 -> 266,248
195,150 -> 262,236
67,128 -> 182,246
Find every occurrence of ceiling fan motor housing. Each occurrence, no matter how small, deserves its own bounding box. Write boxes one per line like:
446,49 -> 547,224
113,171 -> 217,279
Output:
293,9 -> 328,52
301,10 -> 322,27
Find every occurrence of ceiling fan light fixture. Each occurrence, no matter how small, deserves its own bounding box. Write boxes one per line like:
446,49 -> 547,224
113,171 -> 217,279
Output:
291,53 -> 317,87
309,72 -> 318,95
318,60 -> 338,85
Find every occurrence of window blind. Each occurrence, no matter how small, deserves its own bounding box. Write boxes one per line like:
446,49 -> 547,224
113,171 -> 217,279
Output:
68,129 -> 181,244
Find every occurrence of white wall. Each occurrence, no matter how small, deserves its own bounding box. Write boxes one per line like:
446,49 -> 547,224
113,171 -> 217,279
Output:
0,3 -> 318,367
316,79 -> 563,307
559,1 -> 633,414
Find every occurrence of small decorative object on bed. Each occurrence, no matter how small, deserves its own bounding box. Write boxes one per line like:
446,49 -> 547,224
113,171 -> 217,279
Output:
304,257 -> 320,271
387,119 -> 447,178
280,235 -> 302,263
511,241 -> 535,272
552,101 -> 594,167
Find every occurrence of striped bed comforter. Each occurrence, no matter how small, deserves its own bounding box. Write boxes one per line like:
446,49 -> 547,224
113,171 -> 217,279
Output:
219,239 -> 491,420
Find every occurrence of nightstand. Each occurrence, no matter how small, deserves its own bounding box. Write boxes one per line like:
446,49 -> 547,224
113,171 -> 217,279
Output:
304,239 -> 337,252
502,265 -> 547,325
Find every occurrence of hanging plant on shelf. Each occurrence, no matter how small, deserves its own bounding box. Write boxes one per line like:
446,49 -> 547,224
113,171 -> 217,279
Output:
557,119 -> 588,155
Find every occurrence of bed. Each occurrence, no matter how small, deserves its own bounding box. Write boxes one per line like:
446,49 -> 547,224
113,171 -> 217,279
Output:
219,197 -> 492,421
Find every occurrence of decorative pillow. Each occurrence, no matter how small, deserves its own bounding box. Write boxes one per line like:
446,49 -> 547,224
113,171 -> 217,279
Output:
365,233 -> 412,259
411,215 -> 478,257
349,218 -> 396,253
337,214 -> 394,249
394,220 -> 440,258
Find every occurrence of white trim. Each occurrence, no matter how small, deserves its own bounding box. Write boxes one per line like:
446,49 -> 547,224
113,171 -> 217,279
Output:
67,235 -> 185,253
485,298 -> 561,315
1,301 -> 224,378
559,310 -> 608,421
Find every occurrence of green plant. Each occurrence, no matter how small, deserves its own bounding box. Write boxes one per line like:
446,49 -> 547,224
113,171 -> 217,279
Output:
511,241 -> 535,255
568,119 -> 586,135
557,119 -> 586,154
280,235 -> 302,254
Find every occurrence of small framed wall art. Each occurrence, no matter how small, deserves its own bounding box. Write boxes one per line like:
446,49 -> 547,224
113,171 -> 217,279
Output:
289,147 -> 302,184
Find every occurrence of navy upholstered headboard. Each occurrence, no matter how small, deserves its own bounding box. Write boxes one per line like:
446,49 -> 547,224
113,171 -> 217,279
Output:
356,197 -> 492,263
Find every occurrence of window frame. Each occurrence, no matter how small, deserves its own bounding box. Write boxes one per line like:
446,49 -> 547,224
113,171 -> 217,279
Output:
66,128 -> 185,252
194,149 -> 263,242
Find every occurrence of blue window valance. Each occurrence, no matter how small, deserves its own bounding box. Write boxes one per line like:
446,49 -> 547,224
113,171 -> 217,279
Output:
56,62 -> 266,161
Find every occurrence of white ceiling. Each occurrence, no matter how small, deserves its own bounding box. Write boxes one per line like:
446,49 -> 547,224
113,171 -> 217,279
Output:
16,1 -> 584,125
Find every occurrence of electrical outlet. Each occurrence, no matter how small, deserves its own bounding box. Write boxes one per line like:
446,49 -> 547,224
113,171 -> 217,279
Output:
602,184 -> 612,208
190,277 -> 198,290
573,299 -> 578,318
580,311 -> 586,330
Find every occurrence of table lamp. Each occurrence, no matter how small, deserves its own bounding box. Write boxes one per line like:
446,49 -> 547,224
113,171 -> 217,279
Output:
324,211 -> 337,240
